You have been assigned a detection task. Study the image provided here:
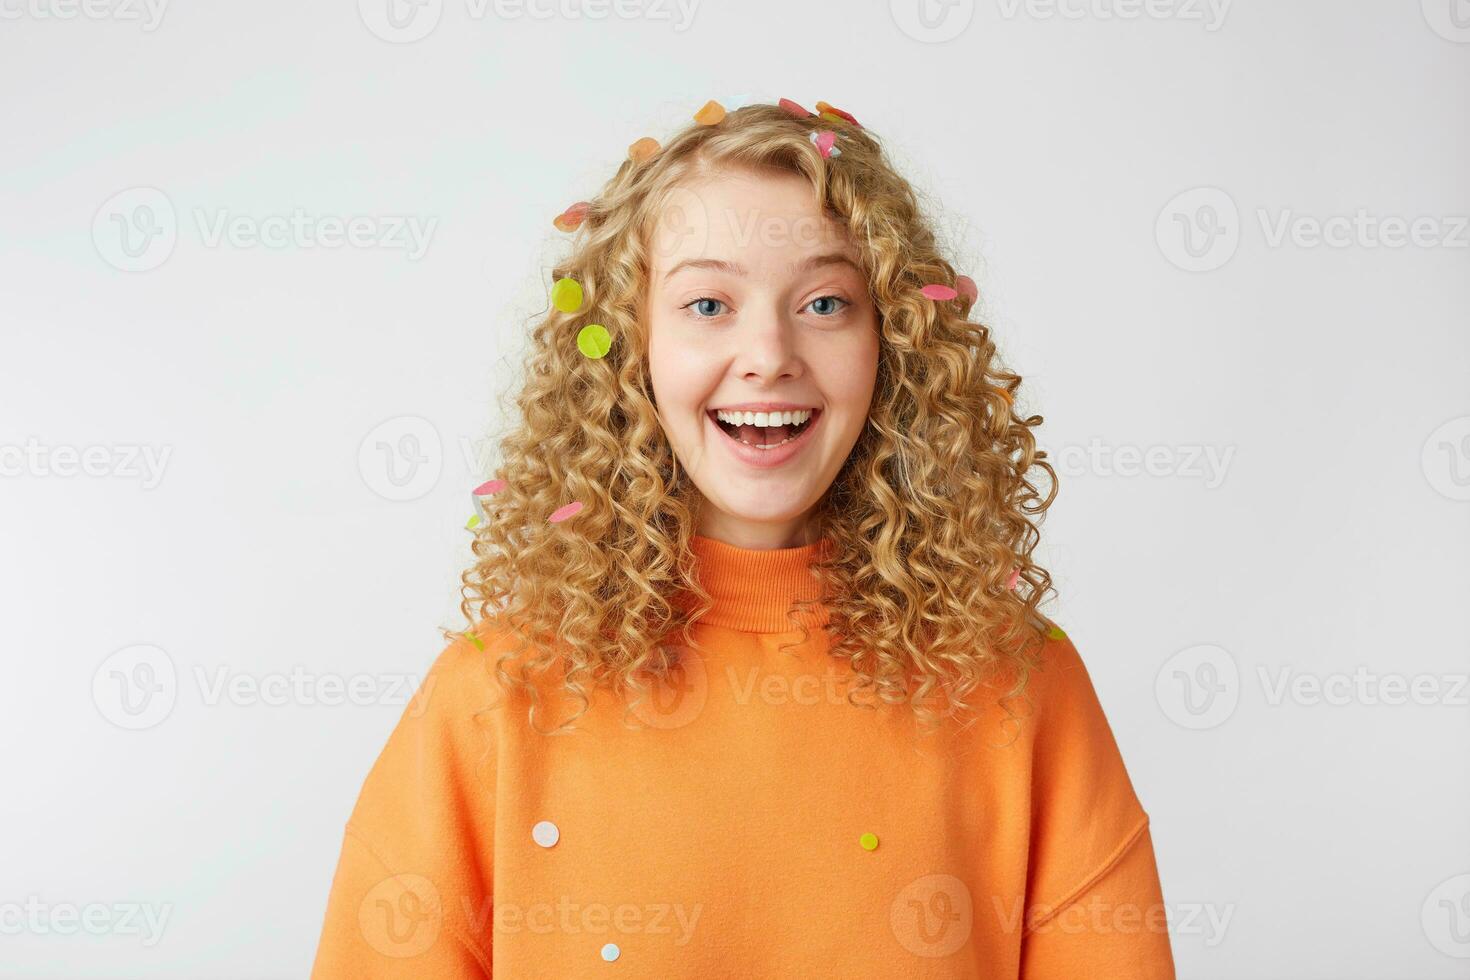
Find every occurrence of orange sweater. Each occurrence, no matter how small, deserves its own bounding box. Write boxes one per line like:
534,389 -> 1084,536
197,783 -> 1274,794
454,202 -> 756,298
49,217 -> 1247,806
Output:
311,535 -> 1175,978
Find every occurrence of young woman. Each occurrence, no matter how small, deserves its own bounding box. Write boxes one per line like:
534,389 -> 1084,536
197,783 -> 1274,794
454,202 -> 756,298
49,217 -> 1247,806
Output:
311,99 -> 1175,978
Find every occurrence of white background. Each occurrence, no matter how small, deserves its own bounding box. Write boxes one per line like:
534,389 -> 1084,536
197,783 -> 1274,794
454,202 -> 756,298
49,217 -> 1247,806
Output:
2,0 -> 1468,976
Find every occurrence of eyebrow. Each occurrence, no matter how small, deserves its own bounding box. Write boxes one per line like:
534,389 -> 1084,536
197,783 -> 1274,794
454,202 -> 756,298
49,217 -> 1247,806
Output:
661,252 -> 861,282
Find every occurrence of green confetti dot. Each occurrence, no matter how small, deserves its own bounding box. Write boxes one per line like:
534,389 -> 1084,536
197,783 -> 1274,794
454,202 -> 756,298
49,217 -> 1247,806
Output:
1047,625 -> 1067,640
551,277 -> 583,314
577,323 -> 612,359
465,513 -> 481,530
859,833 -> 879,851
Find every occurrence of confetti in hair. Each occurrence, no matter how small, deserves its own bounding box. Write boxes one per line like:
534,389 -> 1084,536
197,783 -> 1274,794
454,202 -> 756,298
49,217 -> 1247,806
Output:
920,283 -> 958,301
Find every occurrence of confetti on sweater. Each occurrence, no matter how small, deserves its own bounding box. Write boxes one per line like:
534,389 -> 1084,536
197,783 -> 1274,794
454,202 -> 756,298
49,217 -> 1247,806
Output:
549,501 -> 583,523
694,100 -> 726,125
628,136 -> 660,164
860,833 -> 880,851
600,943 -> 621,962
1047,624 -> 1068,640
551,277 -> 584,313
553,201 -> 590,232
577,324 -> 612,359
532,820 -> 559,847
463,630 -> 484,651
920,283 -> 958,301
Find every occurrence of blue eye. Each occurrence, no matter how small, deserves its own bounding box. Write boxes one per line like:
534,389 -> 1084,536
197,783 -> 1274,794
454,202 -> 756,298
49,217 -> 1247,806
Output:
805,296 -> 848,316
683,297 -> 727,318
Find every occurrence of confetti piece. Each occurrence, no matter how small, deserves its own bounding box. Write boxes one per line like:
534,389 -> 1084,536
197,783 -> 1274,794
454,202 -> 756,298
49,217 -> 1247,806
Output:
693,100 -> 726,125
815,100 -> 861,128
1047,625 -> 1068,640
465,513 -> 482,530
808,129 -> 838,159
551,277 -> 583,314
577,323 -> 612,359
553,201 -> 590,233
955,275 -> 978,302
549,500 -> 583,524
628,136 -> 660,164
860,832 -> 879,851
473,479 -> 505,496
778,97 -> 813,118
532,820 -> 559,847
1006,567 -> 1021,591
463,630 -> 484,651
920,283 -> 958,301
601,943 -> 621,962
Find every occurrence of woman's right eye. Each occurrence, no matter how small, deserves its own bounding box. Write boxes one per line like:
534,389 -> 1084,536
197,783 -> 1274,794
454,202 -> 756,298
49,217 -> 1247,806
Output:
683,297 -> 727,318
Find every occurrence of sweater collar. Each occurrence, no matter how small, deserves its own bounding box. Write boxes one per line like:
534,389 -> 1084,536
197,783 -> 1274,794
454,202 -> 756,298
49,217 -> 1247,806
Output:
683,534 -> 834,634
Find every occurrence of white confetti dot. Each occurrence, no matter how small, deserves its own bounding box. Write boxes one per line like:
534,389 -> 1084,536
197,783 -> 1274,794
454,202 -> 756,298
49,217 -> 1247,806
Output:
600,942 -> 620,962
531,820 -> 559,848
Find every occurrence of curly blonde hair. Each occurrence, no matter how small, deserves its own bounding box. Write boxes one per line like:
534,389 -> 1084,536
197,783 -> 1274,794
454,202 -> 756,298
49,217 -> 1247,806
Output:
457,101 -> 1059,736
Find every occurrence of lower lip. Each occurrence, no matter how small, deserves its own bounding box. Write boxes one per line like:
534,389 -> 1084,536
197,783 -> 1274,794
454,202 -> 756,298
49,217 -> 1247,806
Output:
707,410 -> 822,469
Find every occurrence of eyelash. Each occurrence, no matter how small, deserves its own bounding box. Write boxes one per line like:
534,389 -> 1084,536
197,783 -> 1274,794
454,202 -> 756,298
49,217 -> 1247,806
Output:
682,296 -> 850,319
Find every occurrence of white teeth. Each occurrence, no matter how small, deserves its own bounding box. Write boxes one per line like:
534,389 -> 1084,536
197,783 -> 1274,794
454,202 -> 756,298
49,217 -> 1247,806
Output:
714,408 -> 813,427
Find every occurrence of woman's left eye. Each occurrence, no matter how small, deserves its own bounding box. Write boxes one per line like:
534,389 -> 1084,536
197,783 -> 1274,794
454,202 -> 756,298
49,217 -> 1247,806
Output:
804,295 -> 849,316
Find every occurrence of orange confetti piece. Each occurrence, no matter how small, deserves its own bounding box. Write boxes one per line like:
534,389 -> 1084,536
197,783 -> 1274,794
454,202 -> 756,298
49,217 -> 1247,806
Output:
628,136 -> 660,164
553,201 -> 589,233
814,100 -> 861,128
693,100 -> 726,125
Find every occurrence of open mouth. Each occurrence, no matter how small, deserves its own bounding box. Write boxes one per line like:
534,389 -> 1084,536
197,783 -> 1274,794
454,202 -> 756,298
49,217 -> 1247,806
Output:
708,409 -> 820,450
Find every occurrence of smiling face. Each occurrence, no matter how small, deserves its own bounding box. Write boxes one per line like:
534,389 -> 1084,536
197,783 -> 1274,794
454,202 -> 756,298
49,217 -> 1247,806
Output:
645,166 -> 880,549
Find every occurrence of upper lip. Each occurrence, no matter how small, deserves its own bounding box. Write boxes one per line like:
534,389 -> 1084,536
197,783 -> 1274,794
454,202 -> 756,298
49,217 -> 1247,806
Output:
710,402 -> 820,413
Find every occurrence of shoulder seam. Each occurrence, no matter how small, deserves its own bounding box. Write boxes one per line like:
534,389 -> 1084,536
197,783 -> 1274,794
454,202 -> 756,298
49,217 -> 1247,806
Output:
1022,811 -> 1151,936
343,822 -> 493,974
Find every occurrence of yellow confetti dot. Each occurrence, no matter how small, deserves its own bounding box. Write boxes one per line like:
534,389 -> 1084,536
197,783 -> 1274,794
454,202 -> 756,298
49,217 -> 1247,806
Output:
1047,625 -> 1067,640
463,630 -> 484,651
859,833 -> 879,851
551,277 -> 583,314
577,324 -> 612,359
819,111 -> 845,125
465,513 -> 481,530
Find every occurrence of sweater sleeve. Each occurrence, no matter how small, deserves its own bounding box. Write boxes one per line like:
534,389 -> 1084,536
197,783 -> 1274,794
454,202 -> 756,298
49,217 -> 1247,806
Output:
1017,633 -> 1176,979
310,626 -> 503,978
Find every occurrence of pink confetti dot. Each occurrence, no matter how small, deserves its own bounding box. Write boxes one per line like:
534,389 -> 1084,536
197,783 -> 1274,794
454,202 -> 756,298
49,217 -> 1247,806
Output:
473,479 -> 506,496
920,284 -> 958,301
1006,567 -> 1021,591
955,275 -> 978,302
548,501 -> 583,524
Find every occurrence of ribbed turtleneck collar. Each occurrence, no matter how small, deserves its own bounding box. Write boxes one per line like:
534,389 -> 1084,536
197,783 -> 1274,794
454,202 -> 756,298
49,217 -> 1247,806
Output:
682,534 -> 834,634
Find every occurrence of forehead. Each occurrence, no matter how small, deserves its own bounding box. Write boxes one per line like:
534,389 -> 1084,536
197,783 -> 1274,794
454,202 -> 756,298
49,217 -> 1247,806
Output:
647,168 -> 857,277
